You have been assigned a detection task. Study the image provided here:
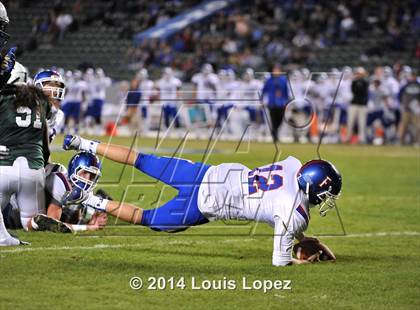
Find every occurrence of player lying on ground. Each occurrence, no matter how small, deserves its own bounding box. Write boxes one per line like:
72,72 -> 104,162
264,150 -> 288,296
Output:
63,134 -> 342,266
2,152 -> 108,233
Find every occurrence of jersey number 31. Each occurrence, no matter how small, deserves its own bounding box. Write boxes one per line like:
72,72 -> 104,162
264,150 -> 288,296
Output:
16,107 -> 42,129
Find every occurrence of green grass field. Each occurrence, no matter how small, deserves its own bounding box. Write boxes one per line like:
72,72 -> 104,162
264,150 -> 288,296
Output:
0,136 -> 419,309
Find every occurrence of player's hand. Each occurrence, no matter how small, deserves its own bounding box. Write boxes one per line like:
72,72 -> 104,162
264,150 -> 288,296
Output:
49,128 -> 57,143
0,145 -> 10,159
62,187 -> 88,205
0,47 -> 16,75
0,47 -> 16,90
63,134 -> 81,151
87,212 -> 107,230
306,251 -> 321,263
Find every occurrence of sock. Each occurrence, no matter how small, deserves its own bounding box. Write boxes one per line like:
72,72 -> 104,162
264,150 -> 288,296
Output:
80,138 -> 99,154
30,217 -> 39,230
83,194 -> 109,211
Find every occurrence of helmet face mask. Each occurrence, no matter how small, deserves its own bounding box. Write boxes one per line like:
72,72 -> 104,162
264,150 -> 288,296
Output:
68,152 -> 102,192
317,191 -> 339,217
34,70 -> 66,101
70,165 -> 101,191
40,82 -> 66,100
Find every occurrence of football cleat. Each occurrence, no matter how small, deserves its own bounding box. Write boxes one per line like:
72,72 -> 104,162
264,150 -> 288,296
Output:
33,214 -> 73,233
8,232 -> 30,245
0,233 -> 29,246
63,134 -> 81,150
0,237 -> 20,246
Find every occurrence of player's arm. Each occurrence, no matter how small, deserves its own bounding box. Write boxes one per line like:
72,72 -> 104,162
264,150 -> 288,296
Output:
272,217 -> 319,266
63,134 -> 138,166
84,196 -> 143,225
47,202 -> 62,220
45,200 -> 106,232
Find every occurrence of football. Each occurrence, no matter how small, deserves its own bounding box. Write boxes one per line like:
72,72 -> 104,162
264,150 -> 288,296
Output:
293,239 -> 336,261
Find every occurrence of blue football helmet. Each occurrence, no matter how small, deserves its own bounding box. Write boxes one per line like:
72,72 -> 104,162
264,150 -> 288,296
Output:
34,70 -> 66,100
297,159 -> 342,216
68,152 -> 101,191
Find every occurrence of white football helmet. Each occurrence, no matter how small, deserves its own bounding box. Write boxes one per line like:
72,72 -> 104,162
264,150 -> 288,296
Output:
137,68 -> 148,80
0,1 -> 9,49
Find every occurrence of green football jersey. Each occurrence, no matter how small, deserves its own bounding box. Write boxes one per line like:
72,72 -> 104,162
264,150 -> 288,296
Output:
0,90 -> 50,169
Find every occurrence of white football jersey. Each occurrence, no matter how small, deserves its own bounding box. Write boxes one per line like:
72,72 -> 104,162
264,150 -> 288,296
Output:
47,106 -> 64,140
157,77 -> 182,103
90,76 -> 111,100
241,79 -> 263,105
192,73 -> 219,101
139,79 -> 154,106
45,169 -> 71,206
197,156 -> 309,266
382,76 -> 400,108
336,77 -> 353,106
65,80 -> 88,102
225,80 -> 241,102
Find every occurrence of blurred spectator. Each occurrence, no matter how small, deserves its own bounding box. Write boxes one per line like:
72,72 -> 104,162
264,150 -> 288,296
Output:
56,11 -> 73,41
339,13 -> 355,42
262,64 -> 289,143
398,71 -> 420,145
346,67 -> 369,144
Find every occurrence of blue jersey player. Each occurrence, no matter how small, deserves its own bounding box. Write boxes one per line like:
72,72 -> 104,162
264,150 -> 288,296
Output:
63,134 -> 342,266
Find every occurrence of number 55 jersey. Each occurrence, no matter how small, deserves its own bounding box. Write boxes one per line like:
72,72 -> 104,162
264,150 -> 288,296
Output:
0,85 -> 50,169
197,156 -> 309,266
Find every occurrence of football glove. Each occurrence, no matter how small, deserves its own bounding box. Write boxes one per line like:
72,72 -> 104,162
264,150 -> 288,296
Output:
0,47 -> 16,90
62,186 -> 88,206
63,134 -> 81,151
293,238 -> 336,262
48,128 -> 57,143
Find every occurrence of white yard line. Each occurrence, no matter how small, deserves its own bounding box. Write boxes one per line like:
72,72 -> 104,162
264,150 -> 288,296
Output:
0,231 -> 418,254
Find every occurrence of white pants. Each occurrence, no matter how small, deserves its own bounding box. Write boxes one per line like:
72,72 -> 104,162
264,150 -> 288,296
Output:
0,157 -> 45,230
347,105 -> 367,143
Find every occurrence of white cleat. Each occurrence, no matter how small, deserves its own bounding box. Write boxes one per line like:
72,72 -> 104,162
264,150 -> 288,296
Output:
0,236 -> 25,246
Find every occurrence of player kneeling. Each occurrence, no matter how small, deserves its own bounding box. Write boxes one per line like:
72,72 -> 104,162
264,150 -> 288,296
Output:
63,135 -> 342,266
2,152 -> 108,233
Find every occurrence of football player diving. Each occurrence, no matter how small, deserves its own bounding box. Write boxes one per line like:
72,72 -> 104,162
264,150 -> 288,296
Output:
3,152 -> 108,233
63,134 -> 342,266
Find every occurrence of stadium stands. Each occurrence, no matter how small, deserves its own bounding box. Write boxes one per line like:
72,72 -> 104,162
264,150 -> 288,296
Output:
5,0 -> 418,80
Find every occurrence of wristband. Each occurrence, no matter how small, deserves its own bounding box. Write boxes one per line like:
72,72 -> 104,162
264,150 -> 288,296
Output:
80,138 -> 99,154
72,224 -> 87,232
